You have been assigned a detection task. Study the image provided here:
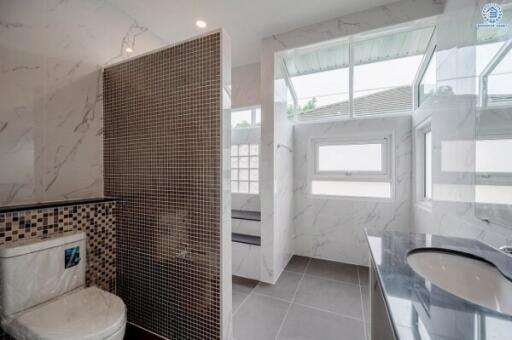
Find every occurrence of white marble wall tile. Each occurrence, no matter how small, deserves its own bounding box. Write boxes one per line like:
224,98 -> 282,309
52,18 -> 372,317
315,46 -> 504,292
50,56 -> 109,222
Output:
232,63 -> 260,109
412,0 -> 512,248
293,116 -> 412,266
221,30 -> 233,340
232,242 -> 261,281
258,0 -> 442,279
0,0 -> 165,205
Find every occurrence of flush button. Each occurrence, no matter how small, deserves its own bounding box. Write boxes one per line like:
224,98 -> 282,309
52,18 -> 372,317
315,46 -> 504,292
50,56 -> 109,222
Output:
65,246 -> 81,269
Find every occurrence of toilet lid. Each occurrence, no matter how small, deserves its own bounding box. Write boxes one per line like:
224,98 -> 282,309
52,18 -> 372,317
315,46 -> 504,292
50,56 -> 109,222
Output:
6,287 -> 126,340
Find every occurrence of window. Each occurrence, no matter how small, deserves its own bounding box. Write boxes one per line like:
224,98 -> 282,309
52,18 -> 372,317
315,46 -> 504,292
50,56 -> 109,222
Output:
311,136 -> 392,199
284,24 -> 435,121
418,50 -> 436,106
475,138 -> 512,205
424,130 -> 432,200
415,120 -> 432,206
231,107 -> 261,128
231,144 -> 259,194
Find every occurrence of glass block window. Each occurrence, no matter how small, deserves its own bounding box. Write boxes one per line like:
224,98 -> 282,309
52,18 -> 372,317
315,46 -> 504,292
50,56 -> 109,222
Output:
231,144 -> 259,194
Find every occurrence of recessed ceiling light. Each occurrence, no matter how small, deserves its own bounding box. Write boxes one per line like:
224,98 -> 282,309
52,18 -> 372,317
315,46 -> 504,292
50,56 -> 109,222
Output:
125,47 -> 133,53
196,20 -> 207,29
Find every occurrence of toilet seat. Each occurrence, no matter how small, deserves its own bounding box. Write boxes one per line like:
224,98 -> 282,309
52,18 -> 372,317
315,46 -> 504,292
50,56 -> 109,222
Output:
4,287 -> 126,340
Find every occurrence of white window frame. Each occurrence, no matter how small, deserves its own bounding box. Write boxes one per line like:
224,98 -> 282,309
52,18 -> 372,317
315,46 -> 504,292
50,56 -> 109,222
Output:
414,30 -> 437,109
415,118 -> 433,211
309,133 -> 394,201
231,106 -> 261,129
285,22 -> 437,121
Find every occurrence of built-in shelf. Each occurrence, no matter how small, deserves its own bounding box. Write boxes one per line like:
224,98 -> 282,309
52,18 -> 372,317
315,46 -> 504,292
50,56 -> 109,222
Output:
232,233 -> 261,246
232,209 -> 261,222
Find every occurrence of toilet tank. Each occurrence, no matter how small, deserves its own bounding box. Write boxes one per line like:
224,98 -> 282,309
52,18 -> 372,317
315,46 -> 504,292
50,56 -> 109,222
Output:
0,231 -> 86,317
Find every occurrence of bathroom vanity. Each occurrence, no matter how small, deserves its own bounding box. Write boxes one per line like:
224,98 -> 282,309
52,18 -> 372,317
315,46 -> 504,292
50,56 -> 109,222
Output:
366,230 -> 512,340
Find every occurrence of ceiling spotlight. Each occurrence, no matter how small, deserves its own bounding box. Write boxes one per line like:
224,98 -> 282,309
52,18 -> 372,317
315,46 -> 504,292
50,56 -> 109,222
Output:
125,47 -> 134,53
196,20 -> 207,29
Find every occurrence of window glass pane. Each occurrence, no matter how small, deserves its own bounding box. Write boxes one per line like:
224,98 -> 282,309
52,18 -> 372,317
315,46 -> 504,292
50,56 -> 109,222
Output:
250,169 -> 259,181
239,157 -> 249,168
312,180 -> 391,198
476,139 -> 512,172
353,55 -> 423,116
250,182 -> 259,194
231,181 -> 238,192
425,131 -> 432,199
231,157 -> 238,169
318,143 -> 383,172
250,156 -> 259,168
250,144 -> 259,155
475,185 -> 512,204
231,169 -> 238,181
419,52 -> 436,106
290,68 -> 350,114
239,181 -> 249,193
231,145 -> 238,156
255,108 -> 261,126
239,144 -> 249,156
231,109 -> 252,128
239,169 -> 249,181
487,49 -> 512,106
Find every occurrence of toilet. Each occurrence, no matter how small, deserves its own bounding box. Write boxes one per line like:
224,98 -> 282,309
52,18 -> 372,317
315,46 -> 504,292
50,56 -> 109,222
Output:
0,231 -> 126,340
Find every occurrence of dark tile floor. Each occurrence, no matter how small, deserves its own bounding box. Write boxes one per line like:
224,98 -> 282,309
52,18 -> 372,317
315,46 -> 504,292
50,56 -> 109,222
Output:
232,256 -> 370,340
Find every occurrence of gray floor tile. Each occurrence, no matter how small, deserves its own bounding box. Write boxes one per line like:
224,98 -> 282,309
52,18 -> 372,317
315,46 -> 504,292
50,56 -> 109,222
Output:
233,294 -> 290,340
306,258 -> 359,284
254,271 -> 303,302
233,290 -> 249,312
233,276 -> 259,294
277,304 -> 365,340
285,255 -> 310,273
294,275 -> 363,319
358,265 -> 369,286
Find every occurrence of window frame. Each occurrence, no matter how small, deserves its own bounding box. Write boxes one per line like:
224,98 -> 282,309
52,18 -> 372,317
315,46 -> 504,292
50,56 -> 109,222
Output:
309,133 -> 394,201
414,118 -> 433,210
479,40 -> 512,108
415,41 -> 437,109
231,106 -> 261,129
284,22 -> 437,121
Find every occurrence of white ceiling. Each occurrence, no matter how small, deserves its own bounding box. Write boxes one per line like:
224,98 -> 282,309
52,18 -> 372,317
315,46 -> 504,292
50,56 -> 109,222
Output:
108,0 -> 399,67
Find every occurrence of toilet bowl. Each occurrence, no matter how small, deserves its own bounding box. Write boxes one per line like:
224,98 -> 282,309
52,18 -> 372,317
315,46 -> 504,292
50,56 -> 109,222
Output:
0,231 -> 127,340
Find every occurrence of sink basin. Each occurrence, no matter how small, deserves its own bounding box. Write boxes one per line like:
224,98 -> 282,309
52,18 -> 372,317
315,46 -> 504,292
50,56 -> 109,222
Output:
407,250 -> 512,315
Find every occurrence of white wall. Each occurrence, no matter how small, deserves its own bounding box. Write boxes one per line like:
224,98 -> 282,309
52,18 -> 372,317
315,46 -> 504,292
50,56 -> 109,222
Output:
259,0 -> 443,279
0,0 -> 165,206
232,63 -> 260,109
293,116 -> 413,266
412,0 -> 512,247
231,63 -> 261,212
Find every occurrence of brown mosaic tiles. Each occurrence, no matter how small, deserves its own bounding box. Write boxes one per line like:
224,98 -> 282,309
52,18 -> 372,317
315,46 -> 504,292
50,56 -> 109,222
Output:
0,200 -> 116,340
104,32 -> 223,339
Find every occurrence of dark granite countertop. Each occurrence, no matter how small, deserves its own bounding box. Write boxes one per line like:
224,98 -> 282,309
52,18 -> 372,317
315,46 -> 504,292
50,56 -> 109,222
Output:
365,229 -> 512,340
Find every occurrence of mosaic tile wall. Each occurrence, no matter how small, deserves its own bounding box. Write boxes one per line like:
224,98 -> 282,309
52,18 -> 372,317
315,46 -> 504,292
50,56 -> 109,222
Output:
0,200 -> 116,340
104,32 -> 224,339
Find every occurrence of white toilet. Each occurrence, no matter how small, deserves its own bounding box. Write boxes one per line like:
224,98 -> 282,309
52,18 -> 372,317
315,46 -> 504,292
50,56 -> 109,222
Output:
0,231 -> 126,340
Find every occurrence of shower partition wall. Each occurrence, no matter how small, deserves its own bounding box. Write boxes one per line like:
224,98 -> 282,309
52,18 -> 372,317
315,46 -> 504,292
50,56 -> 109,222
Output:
103,31 -> 231,340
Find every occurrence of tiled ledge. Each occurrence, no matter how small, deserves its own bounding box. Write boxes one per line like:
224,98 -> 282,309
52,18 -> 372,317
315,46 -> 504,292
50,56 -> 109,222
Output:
0,197 -> 117,214
232,232 -> 261,246
232,209 -> 261,221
